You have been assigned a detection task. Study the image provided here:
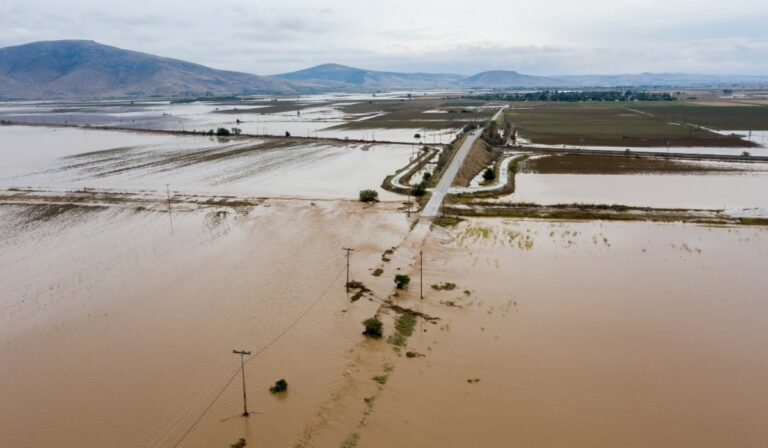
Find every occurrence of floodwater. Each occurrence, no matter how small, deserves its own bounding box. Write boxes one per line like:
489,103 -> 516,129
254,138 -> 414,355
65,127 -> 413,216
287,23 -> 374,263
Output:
0,92 -> 463,144
0,125 -> 413,200
508,172 -> 768,212
2,202 -> 768,447
356,219 -> 768,447
0,201 -> 410,448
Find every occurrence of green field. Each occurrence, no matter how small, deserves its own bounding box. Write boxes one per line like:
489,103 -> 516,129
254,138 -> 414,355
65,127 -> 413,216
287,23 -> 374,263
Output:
504,102 -> 755,148
631,102 -> 768,130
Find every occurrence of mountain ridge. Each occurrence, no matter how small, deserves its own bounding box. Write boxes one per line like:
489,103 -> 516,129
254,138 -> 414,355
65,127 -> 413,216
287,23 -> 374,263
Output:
1,40 -> 767,99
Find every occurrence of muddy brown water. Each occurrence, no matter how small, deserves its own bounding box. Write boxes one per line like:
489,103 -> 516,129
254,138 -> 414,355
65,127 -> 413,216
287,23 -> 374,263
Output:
2,202 -> 768,447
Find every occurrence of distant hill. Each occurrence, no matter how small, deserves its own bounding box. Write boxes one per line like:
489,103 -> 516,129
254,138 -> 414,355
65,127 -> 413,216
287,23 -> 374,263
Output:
0,40 -> 298,99
461,70 -> 561,88
274,63 -> 465,91
1,40 -> 767,99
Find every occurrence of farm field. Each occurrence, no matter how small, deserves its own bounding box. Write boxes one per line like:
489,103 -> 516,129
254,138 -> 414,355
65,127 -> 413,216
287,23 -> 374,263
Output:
503,101 -> 765,148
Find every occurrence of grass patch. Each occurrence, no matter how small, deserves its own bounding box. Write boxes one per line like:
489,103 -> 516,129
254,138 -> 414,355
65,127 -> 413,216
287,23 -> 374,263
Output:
340,433 -> 360,448
433,216 -> 465,227
431,282 -> 457,291
394,313 -> 417,337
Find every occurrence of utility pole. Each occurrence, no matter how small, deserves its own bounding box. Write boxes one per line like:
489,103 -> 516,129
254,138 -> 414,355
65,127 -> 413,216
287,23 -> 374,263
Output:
420,251 -> 423,300
166,184 -> 174,234
343,247 -> 354,290
232,349 -> 251,417
407,187 -> 411,217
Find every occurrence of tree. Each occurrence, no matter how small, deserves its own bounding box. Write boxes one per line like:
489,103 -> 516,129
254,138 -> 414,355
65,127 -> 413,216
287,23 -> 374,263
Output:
359,189 -> 379,202
285,131 -> 291,137
412,182 -> 426,197
269,379 -> 288,393
216,127 -> 231,136
231,127 -> 242,135
483,168 -> 495,181
363,317 -> 383,338
394,274 -> 411,289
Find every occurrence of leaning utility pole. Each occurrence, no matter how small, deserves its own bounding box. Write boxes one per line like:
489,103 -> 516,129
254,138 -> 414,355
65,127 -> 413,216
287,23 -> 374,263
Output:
343,247 -> 354,291
232,349 -> 251,417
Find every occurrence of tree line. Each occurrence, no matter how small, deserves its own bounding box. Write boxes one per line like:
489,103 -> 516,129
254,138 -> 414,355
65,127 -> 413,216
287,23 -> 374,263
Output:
469,90 -> 676,102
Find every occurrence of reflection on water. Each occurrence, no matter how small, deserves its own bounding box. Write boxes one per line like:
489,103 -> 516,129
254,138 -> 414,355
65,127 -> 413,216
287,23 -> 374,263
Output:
510,172 -> 768,212
0,125 -> 412,200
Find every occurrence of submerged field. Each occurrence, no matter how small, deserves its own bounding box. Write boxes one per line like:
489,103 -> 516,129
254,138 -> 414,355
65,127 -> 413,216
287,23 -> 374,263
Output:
2,200 -> 768,447
3,96 -> 768,448
0,125 -> 414,200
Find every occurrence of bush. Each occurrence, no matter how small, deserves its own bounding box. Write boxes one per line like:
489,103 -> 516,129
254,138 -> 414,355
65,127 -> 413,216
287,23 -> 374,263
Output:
422,172 -> 432,182
359,189 -> 379,202
269,379 -> 288,393
363,317 -> 383,338
394,274 -> 411,289
231,438 -> 247,448
216,127 -> 231,136
412,182 -> 426,197
483,167 -> 495,181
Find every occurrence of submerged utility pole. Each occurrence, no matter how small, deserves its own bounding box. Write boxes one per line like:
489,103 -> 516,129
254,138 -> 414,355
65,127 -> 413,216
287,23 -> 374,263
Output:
343,247 -> 354,290
166,184 -> 174,234
233,349 -> 251,417
420,250 -> 424,300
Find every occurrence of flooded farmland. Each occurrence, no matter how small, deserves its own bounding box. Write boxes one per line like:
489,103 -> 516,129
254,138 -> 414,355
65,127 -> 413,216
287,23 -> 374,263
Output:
3,202 -> 768,447
2,97 -> 768,448
0,125 -> 414,199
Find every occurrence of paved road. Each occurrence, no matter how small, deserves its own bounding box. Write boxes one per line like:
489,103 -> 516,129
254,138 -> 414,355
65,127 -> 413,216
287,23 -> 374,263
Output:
422,108 -> 505,217
421,129 -> 481,217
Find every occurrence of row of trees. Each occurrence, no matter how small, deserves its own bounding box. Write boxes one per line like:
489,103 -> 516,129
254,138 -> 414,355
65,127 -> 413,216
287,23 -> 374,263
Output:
470,90 -> 676,102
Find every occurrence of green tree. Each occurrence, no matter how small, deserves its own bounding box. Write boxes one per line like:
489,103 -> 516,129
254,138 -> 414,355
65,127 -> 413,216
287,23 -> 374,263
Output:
394,274 -> 411,289
359,189 -> 379,202
363,317 -> 383,338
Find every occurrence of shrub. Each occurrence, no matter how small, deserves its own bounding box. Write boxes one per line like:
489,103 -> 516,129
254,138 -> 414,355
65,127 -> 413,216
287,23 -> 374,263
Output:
412,182 -> 426,197
269,379 -> 288,393
230,438 -> 247,448
422,172 -> 432,182
216,127 -> 231,136
483,168 -> 495,181
359,189 -> 379,202
394,274 -> 411,289
363,317 -> 383,338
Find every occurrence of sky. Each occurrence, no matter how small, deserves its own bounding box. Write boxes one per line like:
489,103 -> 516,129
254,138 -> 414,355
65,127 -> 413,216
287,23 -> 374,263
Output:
1,0 -> 767,76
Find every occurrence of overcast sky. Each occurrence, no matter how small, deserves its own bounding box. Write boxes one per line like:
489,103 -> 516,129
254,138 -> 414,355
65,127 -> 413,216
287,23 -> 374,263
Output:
1,0 -> 767,76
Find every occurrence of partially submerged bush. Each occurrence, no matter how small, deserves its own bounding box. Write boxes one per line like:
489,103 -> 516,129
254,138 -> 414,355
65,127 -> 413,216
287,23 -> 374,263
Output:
269,379 -> 288,393
230,438 -> 247,448
412,182 -> 427,197
359,189 -> 379,203
363,317 -> 383,338
394,274 -> 411,289
483,167 -> 496,181
229,439 -> 248,448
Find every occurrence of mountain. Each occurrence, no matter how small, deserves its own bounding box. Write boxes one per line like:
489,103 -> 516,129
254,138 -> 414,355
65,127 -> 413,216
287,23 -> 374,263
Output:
2,40 -> 767,99
0,40 -> 298,99
461,70 -> 561,88
274,63 -> 465,90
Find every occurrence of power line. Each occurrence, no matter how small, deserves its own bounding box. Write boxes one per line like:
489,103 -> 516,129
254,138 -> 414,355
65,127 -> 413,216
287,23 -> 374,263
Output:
168,261 -> 346,448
